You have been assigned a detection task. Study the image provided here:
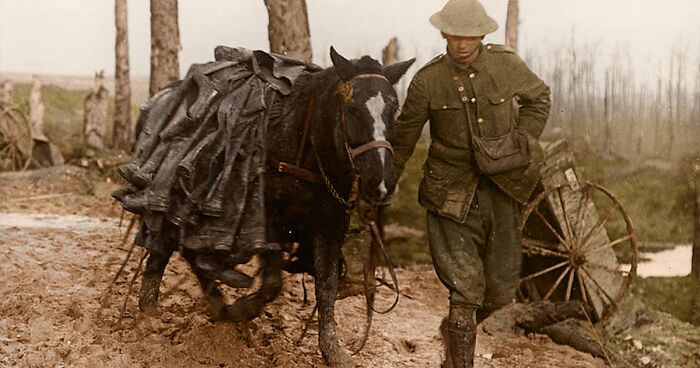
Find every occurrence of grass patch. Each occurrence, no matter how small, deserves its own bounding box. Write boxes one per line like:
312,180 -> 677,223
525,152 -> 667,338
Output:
633,276 -> 700,325
383,140 -> 431,266
576,152 -> 693,244
11,83 -> 138,161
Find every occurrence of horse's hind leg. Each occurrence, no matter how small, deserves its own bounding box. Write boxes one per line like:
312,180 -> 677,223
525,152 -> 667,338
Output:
225,249 -> 283,322
139,248 -> 173,314
180,248 -> 228,320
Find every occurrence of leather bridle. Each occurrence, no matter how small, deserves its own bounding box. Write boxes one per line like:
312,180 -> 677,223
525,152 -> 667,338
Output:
277,72 -> 395,207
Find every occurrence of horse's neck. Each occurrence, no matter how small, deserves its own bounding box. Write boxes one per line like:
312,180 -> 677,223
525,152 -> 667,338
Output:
269,71 -> 336,164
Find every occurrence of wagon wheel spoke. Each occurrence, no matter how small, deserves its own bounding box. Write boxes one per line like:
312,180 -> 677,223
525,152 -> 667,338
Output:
0,144 -> 11,158
7,145 -> 18,170
574,185 -> 593,244
543,266 -> 572,301
520,260 -> 570,283
576,270 -> 589,306
534,208 -> 571,251
585,234 -> 634,257
579,202 -> 621,250
565,268 -> 576,302
556,186 -> 575,244
521,237 -> 568,258
580,266 -> 619,308
585,261 -> 631,276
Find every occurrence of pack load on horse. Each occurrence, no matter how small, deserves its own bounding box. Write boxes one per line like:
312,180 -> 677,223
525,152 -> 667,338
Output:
112,45 -> 414,365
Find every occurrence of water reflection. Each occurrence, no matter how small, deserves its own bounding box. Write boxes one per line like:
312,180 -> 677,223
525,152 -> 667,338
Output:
621,245 -> 692,278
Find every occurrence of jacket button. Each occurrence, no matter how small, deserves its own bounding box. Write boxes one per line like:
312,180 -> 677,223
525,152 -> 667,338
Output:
500,98 -> 506,103
458,86 -> 464,92
461,96 -> 469,103
470,97 -> 476,103
469,73 -> 476,79
477,117 -> 484,123
453,76 -> 460,81
442,105 -> 448,109
486,44 -> 493,50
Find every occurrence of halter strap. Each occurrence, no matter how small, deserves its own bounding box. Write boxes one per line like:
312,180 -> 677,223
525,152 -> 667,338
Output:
351,73 -> 390,83
350,139 -> 394,158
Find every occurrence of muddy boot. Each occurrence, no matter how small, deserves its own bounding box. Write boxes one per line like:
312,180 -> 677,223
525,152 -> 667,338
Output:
441,318 -> 477,368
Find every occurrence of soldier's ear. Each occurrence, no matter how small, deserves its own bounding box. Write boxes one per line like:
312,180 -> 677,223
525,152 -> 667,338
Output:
383,58 -> 416,85
330,46 -> 356,81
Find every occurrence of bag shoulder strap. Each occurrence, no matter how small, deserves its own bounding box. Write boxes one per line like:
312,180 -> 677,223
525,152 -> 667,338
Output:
447,63 -> 516,139
447,64 -> 479,140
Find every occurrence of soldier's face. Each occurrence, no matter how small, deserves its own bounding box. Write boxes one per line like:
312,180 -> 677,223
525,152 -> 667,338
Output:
444,34 -> 484,64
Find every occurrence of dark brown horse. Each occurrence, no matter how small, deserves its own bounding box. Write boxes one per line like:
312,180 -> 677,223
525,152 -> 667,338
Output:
118,47 -> 413,366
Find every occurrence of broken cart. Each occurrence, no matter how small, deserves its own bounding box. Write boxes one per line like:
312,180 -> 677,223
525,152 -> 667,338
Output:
518,140 -> 638,320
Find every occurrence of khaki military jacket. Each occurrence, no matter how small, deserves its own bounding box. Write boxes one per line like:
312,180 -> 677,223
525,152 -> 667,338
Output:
393,43 -> 551,223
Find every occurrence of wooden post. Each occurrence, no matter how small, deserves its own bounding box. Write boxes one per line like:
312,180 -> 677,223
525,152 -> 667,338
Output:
264,0 -> 313,61
382,37 -> 399,66
83,71 -> 109,151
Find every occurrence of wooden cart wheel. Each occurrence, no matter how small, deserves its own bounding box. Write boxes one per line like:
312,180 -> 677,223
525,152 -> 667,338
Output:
518,181 -> 637,319
0,103 -> 33,171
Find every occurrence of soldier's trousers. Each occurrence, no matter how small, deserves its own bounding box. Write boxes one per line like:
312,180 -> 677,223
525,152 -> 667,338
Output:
427,178 -> 522,321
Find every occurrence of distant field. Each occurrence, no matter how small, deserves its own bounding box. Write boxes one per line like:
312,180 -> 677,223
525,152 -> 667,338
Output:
0,72 -> 150,105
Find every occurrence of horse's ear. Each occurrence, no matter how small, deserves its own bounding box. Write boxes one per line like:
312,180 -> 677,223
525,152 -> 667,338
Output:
383,58 -> 416,85
330,46 -> 355,81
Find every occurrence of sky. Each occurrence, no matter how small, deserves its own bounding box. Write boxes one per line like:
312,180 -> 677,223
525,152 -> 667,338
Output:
0,0 -> 698,85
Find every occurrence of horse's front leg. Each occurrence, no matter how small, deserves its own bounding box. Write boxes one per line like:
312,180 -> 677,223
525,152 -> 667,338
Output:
313,233 -> 351,367
139,248 -> 173,314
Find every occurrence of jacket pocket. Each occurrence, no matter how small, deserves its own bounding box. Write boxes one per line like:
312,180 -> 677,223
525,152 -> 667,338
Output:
484,92 -> 515,137
429,100 -> 470,148
418,159 -> 450,212
419,159 -> 469,221
430,100 -> 463,123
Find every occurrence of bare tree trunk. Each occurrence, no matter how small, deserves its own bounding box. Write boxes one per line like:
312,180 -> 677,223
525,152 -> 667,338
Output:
29,75 -> 47,142
113,0 -> 132,151
29,75 -> 63,167
603,71 -> 611,153
264,0 -> 312,61
667,57 -> 675,159
150,0 -> 180,96
84,71 -> 109,151
382,37 -> 399,66
654,72 -> 662,156
505,0 -> 519,52
694,160 -> 700,279
0,81 -> 12,105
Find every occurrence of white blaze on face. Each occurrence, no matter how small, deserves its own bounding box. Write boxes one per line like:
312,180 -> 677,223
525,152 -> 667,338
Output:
365,91 -> 388,198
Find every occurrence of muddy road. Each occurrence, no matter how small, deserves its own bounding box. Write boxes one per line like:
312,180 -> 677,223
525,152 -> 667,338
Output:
0,166 -> 606,367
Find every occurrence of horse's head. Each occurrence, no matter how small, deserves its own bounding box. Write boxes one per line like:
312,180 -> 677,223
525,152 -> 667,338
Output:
328,47 -> 414,206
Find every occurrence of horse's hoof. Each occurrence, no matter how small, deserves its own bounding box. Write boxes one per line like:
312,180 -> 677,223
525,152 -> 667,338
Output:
325,349 -> 352,368
222,300 -> 257,323
204,295 -> 228,320
138,288 -> 160,314
139,299 -> 159,316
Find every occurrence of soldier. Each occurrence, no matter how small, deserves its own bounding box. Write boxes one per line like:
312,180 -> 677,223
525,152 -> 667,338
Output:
392,0 -> 551,366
